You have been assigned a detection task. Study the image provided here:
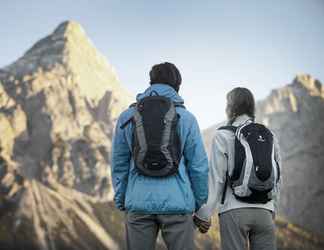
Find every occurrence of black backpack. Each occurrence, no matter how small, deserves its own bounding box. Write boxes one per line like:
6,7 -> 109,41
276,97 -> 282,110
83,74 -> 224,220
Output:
219,120 -> 280,204
121,92 -> 184,177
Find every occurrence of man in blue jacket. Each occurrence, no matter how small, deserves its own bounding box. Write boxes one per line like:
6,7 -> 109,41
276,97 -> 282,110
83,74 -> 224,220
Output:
111,62 -> 208,250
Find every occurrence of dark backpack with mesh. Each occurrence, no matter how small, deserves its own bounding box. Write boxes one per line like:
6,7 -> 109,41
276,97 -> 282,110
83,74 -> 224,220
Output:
219,120 -> 280,204
121,92 -> 184,177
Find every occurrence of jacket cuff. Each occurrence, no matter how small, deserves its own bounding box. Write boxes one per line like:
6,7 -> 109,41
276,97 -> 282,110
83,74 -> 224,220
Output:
195,204 -> 212,221
194,211 -> 210,222
114,199 -> 125,211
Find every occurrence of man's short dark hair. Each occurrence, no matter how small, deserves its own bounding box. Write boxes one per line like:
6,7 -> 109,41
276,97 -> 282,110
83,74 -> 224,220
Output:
226,87 -> 255,120
149,62 -> 182,92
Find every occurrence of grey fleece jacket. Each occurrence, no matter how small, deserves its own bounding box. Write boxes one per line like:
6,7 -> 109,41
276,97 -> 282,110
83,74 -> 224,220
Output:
196,114 -> 282,221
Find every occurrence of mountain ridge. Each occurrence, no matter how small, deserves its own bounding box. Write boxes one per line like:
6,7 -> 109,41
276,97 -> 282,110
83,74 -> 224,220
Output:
0,20 -> 133,200
3,20 -> 132,106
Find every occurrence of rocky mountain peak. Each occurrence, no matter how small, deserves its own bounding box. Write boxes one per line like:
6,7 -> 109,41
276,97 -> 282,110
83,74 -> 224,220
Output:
292,74 -> 323,97
0,21 -> 133,201
255,75 -> 323,116
4,20 -> 131,108
53,20 -> 86,38
24,20 -> 92,59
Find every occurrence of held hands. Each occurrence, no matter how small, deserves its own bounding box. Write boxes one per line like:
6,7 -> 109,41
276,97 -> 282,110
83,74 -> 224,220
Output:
193,214 -> 211,234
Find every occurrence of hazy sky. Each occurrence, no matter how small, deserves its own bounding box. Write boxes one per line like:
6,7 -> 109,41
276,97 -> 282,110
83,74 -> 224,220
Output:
1,0 -> 323,129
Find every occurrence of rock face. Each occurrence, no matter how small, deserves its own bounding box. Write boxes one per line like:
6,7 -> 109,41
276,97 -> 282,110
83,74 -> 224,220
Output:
0,21 -> 132,200
1,151 -> 323,250
203,75 -> 324,235
0,20 -> 135,250
0,151 -> 123,250
256,75 -> 324,235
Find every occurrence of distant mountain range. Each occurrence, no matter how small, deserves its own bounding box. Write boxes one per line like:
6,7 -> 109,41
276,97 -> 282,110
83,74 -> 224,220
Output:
0,21 -> 323,250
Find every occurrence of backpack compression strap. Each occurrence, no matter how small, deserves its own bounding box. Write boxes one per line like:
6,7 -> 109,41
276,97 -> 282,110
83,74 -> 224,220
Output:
217,125 -> 237,204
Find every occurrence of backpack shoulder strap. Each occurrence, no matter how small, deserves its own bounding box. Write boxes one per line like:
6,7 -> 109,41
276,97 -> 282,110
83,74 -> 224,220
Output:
218,126 -> 236,204
120,117 -> 133,129
221,153 -> 230,204
129,102 -> 137,108
174,103 -> 186,109
149,90 -> 159,96
120,103 -> 137,129
218,125 -> 237,133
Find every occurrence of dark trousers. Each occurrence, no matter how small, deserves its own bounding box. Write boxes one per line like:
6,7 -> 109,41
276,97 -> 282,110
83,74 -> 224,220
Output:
125,212 -> 195,250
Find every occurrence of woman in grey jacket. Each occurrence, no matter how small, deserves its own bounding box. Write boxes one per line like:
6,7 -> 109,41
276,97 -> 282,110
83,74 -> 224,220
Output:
194,87 -> 281,250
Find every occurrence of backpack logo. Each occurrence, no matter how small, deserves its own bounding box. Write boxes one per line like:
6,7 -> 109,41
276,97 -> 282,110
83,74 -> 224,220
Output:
257,135 -> 265,142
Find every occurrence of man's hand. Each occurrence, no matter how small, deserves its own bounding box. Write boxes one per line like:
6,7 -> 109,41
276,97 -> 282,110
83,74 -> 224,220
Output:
193,214 -> 211,234
272,211 -> 276,220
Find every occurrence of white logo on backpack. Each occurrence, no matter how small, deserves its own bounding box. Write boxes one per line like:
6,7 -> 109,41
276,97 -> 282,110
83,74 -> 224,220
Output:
257,135 -> 265,142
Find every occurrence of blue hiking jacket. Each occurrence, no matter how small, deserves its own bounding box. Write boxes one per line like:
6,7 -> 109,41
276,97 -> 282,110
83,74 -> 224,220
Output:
111,84 -> 208,214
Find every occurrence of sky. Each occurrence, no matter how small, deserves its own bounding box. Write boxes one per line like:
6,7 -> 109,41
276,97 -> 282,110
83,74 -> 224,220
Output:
0,0 -> 323,129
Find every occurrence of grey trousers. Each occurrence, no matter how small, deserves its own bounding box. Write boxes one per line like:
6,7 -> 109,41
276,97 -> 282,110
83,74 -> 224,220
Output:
125,212 -> 195,250
219,208 -> 276,250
